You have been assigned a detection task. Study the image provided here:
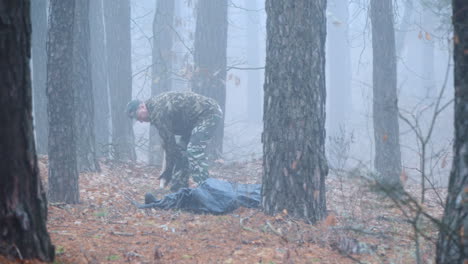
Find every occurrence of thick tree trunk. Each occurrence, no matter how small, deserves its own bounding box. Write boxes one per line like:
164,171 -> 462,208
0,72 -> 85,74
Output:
90,0 -> 111,158
370,0 -> 403,188
245,0 -> 262,124
327,0 -> 351,137
436,1 -> 468,262
31,0 -> 48,155
103,0 -> 136,161
47,0 -> 80,204
149,0 -> 175,166
0,1 -> 55,261
192,0 -> 228,157
262,0 -> 328,223
74,0 -> 100,172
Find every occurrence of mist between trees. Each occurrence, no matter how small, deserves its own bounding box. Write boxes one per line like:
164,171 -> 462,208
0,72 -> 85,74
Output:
0,0 -> 466,263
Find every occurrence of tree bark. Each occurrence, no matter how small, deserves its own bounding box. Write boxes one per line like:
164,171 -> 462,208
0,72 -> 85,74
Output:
47,0 -> 80,204
192,0 -> 228,157
436,1 -> 468,262
103,0 -> 136,161
90,0 -> 111,158
74,0 -> 100,172
262,0 -> 328,223
370,0 -> 403,188
149,0 -> 175,166
0,1 -> 55,261
31,0 -> 48,155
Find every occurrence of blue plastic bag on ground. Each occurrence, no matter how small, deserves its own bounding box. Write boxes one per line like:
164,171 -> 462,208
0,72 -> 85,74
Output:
136,178 -> 261,214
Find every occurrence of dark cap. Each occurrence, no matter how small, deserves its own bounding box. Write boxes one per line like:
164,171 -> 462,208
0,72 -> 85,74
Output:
126,99 -> 142,119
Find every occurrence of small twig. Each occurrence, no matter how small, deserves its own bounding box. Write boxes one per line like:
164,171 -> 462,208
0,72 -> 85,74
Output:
110,231 -> 135,237
265,221 -> 283,237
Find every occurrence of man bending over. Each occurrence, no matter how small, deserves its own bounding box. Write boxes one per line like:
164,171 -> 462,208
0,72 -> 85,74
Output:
126,91 -> 223,191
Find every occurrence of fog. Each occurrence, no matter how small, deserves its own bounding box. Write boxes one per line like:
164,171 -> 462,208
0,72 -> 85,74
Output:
124,0 -> 453,187
28,0 -> 454,191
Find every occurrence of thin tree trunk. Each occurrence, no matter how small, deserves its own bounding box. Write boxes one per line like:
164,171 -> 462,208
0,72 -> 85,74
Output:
0,1 -> 55,261
370,0 -> 403,188
172,0 -> 191,92
31,0 -> 48,155
103,0 -> 136,161
421,5 -> 436,98
74,0 -> 100,172
245,0 -> 262,124
436,1 -> 468,262
262,0 -> 328,223
149,0 -> 175,166
192,0 -> 228,157
90,0 -> 111,158
396,0 -> 414,56
47,0 -> 80,204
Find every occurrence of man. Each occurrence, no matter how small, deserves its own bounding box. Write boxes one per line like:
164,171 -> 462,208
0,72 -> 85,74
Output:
126,91 -> 223,191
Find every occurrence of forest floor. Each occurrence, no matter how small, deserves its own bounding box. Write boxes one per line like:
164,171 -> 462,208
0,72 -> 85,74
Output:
2,157 -> 445,264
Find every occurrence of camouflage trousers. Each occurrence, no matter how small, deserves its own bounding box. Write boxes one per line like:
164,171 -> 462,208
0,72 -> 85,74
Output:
171,111 -> 222,189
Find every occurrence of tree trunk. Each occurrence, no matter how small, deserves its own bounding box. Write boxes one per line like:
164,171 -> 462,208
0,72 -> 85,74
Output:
31,0 -> 48,155
245,0 -> 262,124
370,0 -> 403,188
326,0 -> 351,137
192,0 -> 228,157
262,0 -> 328,223
421,5 -> 436,98
47,0 -> 80,204
90,0 -> 111,158
436,1 -> 468,262
103,0 -> 136,161
74,0 -> 100,172
149,0 -> 175,166
0,1 -> 55,261
395,0 -> 414,56
172,0 -> 192,92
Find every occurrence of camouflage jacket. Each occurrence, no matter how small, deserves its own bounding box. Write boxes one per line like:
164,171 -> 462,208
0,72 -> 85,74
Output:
145,91 -> 222,175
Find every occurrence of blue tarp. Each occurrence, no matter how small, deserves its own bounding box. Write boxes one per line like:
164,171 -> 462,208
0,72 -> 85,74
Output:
136,178 -> 261,214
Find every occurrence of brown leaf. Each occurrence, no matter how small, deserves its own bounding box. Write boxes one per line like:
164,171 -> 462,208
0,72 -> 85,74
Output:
324,213 -> 337,227
332,20 -> 342,26
425,32 -> 432,41
383,134 -> 388,142
400,169 -> 408,185
291,160 -> 298,170
235,76 -> 241,86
